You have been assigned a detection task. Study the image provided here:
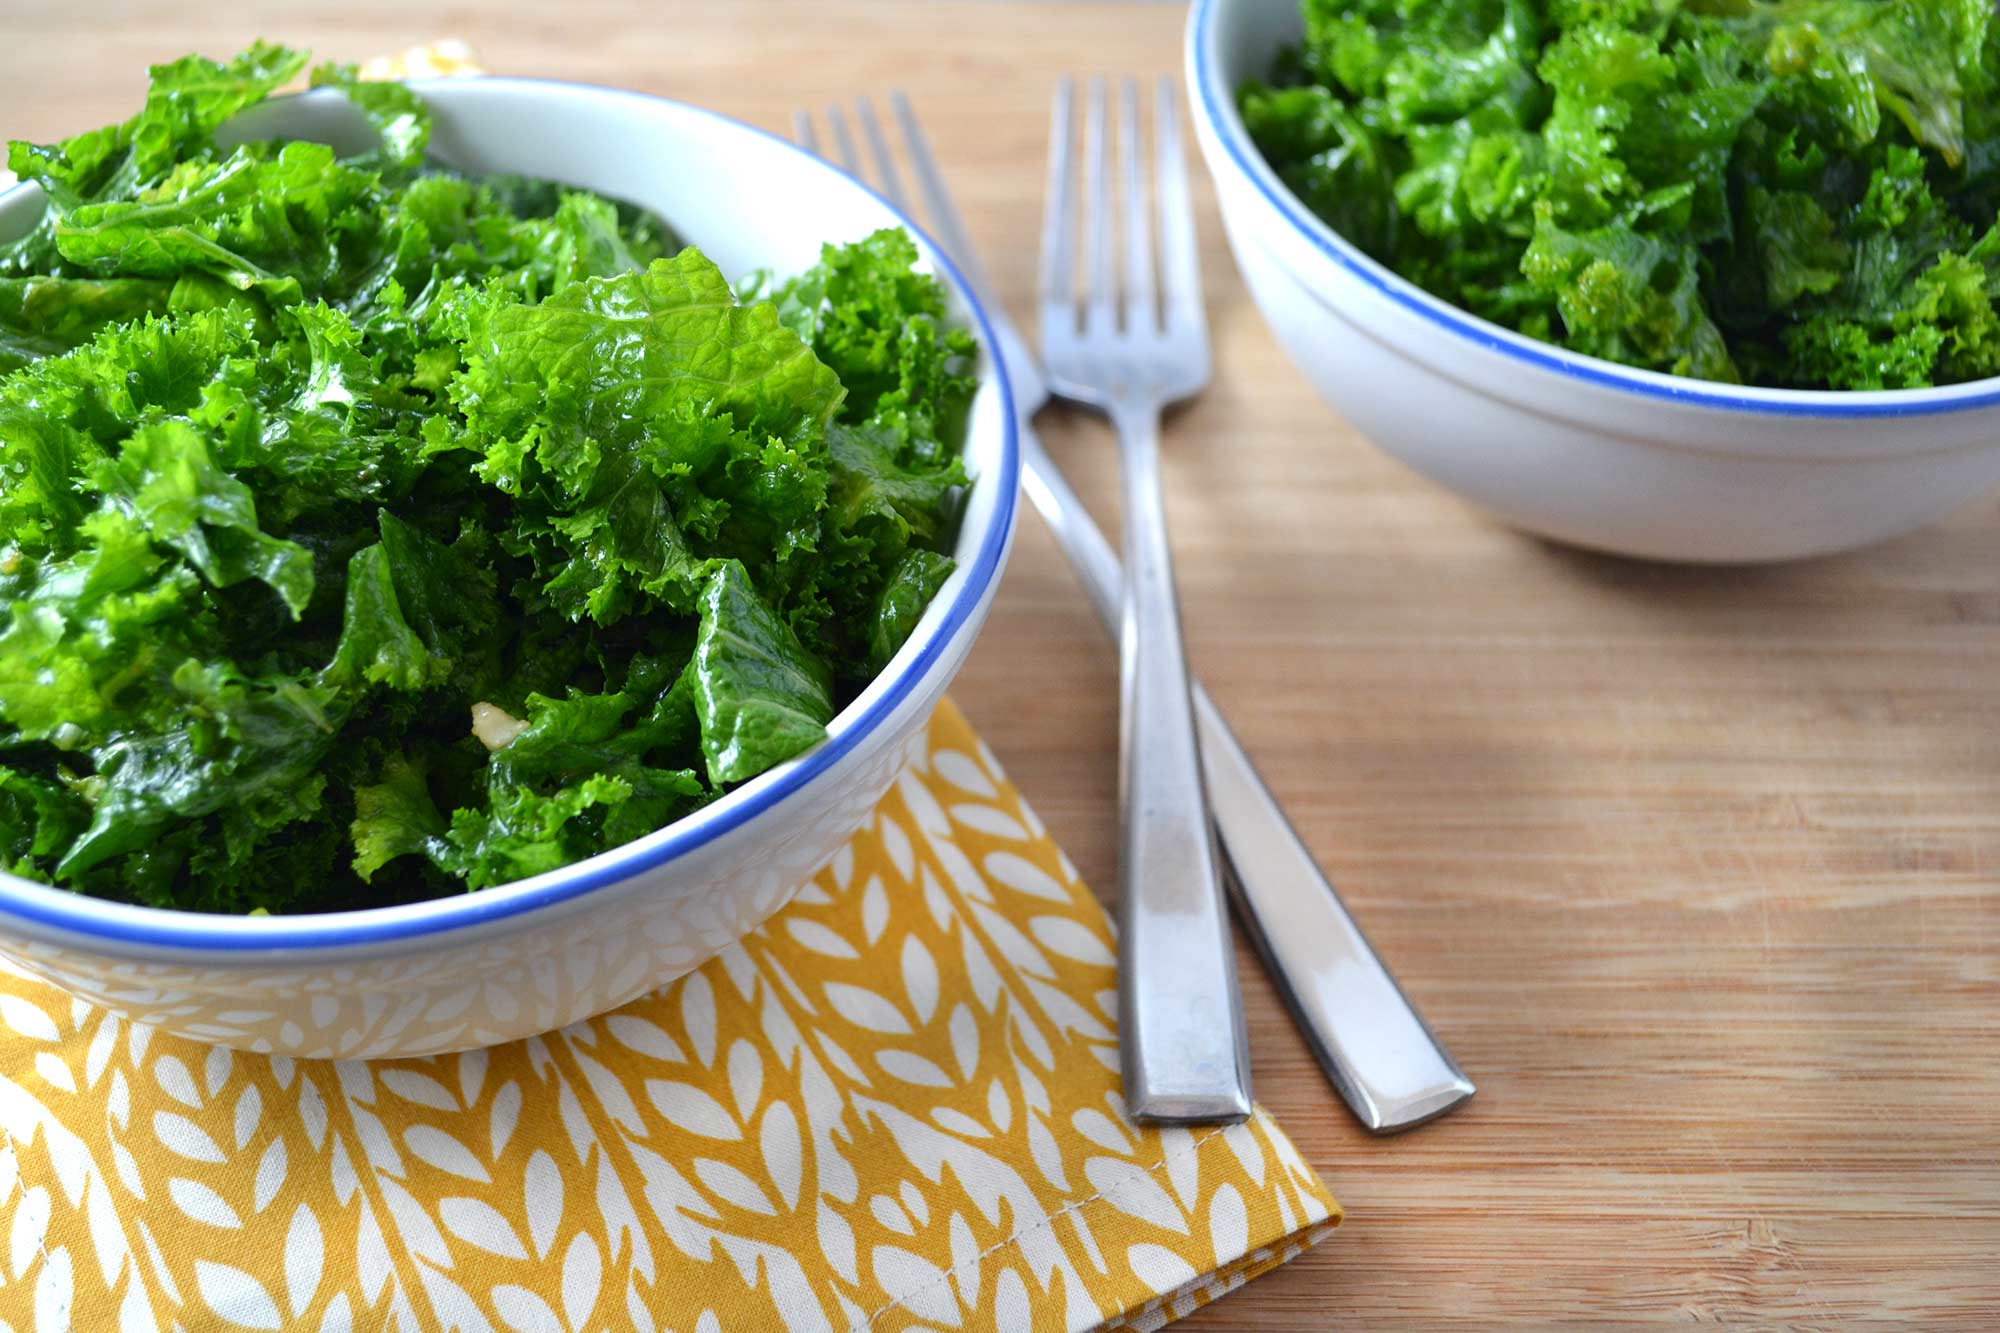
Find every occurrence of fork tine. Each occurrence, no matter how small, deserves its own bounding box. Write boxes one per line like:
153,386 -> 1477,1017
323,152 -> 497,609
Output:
854,98 -> 909,213
826,104 -> 861,176
890,92 -> 998,306
1037,78 -> 1078,336
1153,77 -> 1205,341
1119,78 -> 1156,336
793,110 -> 820,159
1081,77 -> 1115,335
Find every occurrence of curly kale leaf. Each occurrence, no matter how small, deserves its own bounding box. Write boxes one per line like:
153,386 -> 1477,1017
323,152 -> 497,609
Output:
451,246 -> 843,624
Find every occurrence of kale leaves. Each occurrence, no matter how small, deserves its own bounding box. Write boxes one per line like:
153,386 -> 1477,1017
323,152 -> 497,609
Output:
1242,0 -> 2000,389
0,47 -> 974,911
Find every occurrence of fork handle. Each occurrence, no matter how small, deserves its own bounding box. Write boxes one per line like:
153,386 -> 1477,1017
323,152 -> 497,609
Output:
1023,422 -> 1473,1132
1109,403 -> 1253,1125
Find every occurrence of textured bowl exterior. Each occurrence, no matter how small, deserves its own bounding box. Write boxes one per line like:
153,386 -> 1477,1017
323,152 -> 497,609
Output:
0,79 -> 1018,1056
1188,0 -> 2000,563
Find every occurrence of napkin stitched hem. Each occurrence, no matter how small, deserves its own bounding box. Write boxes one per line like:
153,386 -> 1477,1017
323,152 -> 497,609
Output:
1114,1219 -> 1342,1332
858,1125 -> 1231,1329
1,1122 -> 70,1331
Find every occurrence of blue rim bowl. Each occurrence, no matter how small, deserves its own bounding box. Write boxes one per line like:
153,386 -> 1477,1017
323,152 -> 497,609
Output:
0,77 -> 1019,955
1189,0 -> 2000,422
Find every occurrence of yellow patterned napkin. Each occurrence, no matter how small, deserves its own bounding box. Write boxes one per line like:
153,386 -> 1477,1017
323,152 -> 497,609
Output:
0,700 -> 1337,1331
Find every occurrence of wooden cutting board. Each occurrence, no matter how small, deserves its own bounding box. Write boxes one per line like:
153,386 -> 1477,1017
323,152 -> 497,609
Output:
8,2 -> 1998,1324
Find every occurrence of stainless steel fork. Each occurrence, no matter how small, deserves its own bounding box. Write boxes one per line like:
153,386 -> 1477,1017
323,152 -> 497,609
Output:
1037,77 -> 1248,1124
795,92 -> 1477,1134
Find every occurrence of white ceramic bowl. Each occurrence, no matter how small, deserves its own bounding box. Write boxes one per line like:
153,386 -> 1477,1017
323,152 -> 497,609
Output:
1188,0 -> 2000,563
0,79 -> 1018,1057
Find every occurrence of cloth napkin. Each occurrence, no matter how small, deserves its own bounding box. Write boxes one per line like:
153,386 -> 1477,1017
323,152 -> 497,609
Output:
0,699 -> 1338,1332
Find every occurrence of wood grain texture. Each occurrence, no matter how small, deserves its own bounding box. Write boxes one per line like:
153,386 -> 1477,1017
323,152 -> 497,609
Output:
6,2 -> 1998,1324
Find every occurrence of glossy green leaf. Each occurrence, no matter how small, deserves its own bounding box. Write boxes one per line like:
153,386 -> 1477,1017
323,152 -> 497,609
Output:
688,559 -> 834,786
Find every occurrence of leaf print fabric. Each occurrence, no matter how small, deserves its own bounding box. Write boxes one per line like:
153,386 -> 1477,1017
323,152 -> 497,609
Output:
0,699 -> 1339,1331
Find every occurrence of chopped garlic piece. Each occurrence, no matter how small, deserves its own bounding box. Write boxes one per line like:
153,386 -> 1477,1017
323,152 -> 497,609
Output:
470,701 -> 529,751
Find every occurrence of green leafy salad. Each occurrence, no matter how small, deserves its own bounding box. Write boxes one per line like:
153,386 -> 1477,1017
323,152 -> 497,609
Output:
0,45 -> 978,913
1240,1 -> 2000,389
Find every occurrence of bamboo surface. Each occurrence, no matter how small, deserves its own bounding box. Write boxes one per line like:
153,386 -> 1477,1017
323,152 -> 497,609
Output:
4,1 -> 1998,1324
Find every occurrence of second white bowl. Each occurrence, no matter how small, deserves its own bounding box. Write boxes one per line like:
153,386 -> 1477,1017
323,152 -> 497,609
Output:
1187,0 -> 2000,563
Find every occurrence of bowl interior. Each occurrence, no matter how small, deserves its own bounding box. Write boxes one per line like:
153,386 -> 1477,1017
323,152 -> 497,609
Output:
0,78 -> 1017,945
227,81 -> 890,300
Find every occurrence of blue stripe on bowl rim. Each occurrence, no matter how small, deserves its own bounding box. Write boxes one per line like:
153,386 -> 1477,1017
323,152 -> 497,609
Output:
1187,0 -> 2000,420
0,76 -> 1020,954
